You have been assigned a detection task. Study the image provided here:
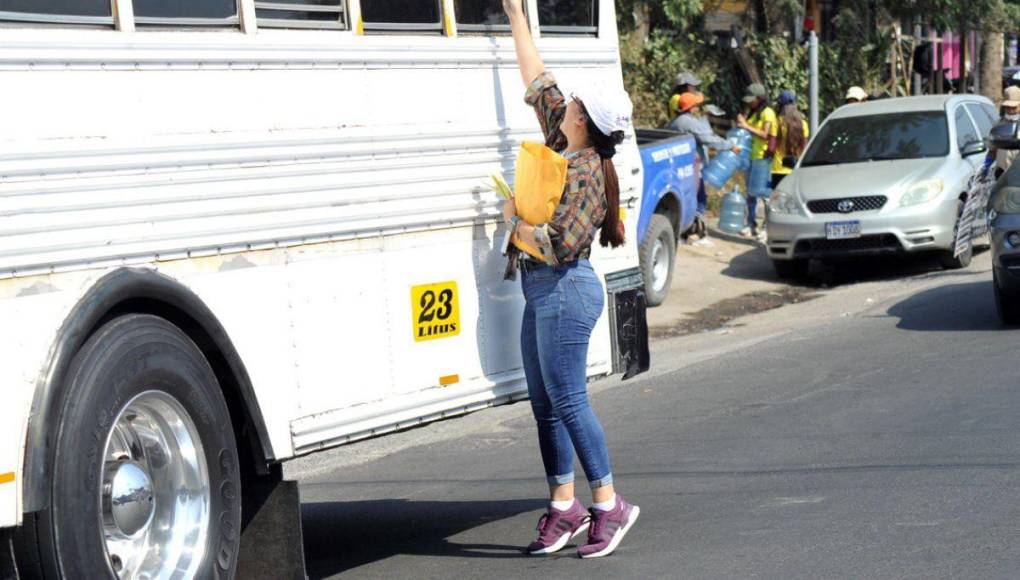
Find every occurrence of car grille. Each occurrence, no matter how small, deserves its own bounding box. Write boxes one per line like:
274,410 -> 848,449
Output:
794,234 -> 902,256
807,195 -> 888,214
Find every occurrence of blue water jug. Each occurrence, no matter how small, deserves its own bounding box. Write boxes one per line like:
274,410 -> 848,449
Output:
747,158 -> 772,197
703,150 -> 742,190
726,128 -> 753,169
717,191 -> 747,234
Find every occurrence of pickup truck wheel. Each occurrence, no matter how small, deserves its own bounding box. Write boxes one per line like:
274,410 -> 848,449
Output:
994,270 -> 1020,325
16,314 -> 241,579
772,258 -> 809,280
640,214 -> 676,307
939,200 -> 973,270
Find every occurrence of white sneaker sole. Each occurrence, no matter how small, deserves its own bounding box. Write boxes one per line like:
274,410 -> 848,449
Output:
579,505 -> 640,559
528,522 -> 590,555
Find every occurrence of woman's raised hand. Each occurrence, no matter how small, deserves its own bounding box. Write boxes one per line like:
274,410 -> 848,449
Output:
502,0 -> 524,16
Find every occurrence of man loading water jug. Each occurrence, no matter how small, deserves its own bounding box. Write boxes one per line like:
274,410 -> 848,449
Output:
736,83 -> 777,238
665,92 -> 742,225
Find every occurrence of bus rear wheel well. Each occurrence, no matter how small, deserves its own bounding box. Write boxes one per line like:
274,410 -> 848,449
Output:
21,268 -> 274,514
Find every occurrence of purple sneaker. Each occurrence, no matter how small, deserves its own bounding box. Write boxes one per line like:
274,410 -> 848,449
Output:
577,495 -> 640,559
526,500 -> 591,555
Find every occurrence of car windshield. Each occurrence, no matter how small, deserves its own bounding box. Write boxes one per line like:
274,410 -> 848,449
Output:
800,111 -> 949,167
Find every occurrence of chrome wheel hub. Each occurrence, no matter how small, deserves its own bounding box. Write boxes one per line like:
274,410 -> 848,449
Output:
103,460 -> 154,536
100,391 -> 210,579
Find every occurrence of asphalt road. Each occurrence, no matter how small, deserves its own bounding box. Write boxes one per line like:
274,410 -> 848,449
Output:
294,254 -> 1020,579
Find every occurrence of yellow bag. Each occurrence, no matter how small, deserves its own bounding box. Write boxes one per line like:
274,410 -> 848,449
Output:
511,141 -> 568,261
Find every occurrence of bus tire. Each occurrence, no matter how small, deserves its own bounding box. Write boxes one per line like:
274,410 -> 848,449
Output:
18,314 -> 241,579
640,214 -> 676,307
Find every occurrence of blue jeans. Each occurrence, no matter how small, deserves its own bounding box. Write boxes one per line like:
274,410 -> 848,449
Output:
520,259 -> 613,490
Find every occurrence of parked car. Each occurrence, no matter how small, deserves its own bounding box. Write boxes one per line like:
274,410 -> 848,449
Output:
987,121 -> 1020,324
766,94 -> 997,278
635,129 -> 701,306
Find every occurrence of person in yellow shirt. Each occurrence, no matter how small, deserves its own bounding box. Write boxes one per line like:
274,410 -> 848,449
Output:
772,90 -> 810,190
736,83 -> 775,237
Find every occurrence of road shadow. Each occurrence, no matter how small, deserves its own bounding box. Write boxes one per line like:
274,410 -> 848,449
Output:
887,280 -> 1008,332
720,245 -> 990,289
302,498 -> 545,577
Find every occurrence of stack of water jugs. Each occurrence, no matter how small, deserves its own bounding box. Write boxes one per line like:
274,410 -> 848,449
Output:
704,127 -> 771,235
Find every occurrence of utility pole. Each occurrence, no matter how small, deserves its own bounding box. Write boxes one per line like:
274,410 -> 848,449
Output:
913,19 -> 923,95
809,30 -> 819,132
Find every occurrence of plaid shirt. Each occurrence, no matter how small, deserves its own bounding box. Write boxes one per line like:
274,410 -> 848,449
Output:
523,72 -> 607,265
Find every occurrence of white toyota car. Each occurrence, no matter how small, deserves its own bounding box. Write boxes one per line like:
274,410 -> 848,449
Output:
767,95 -> 996,278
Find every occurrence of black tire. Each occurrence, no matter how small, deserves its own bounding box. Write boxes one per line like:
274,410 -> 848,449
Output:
16,314 -> 241,579
772,258 -> 809,280
994,271 -> 1020,326
939,200 -> 973,270
640,214 -> 677,307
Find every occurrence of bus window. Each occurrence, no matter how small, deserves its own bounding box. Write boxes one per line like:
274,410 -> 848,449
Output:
361,0 -> 442,33
454,0 -> 510,34
0,0 -> 113,26
255,0 -> 348,29
538,0 -> 597,35
133,0 -> 239,27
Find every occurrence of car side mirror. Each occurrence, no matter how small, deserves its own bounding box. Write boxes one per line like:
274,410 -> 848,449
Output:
961,140 -> 988,157
989,121 -> 1020,150
782,155 -> 797,169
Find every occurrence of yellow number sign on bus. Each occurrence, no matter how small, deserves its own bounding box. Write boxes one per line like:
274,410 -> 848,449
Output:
411,281 -> 460,342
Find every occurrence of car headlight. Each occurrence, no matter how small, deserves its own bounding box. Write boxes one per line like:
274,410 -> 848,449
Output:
899,178 -> 944,207
769,189 -> 800,215
991,186 -> 1020,214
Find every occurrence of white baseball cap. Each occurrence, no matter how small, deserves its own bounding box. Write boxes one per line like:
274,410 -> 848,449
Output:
572,84 -> 634,136
845,86 -> 868,101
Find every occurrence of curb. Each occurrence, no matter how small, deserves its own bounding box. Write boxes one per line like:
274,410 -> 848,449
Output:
704,224 -> 760,247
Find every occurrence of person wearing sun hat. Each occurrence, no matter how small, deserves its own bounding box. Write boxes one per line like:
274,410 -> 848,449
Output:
736,82 -> 776,237
666,92 -> 742,219
845,86 -> 868,104
501,0 -> 640,560
992,85 -> 1020,177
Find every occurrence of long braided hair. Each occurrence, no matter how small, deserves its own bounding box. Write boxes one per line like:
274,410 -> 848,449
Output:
581,107 -> 626,248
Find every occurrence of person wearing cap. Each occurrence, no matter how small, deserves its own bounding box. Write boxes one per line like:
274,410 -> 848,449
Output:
992,85 -> 1020,177
672,71 -> 702,97
845,86 -> 868,104
501,0 -> 640,559
771,90 -> 810,189
736,82 -> 776,237
666,92 -> 742,217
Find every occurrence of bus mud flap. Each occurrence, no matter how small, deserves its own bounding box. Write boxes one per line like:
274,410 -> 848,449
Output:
237,465 -> 307,580
605,268 -> 651,380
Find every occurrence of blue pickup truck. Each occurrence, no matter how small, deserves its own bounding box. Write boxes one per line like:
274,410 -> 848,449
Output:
635,129 -> 701,306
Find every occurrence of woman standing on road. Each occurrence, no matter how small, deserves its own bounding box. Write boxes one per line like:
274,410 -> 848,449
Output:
501,0 -> 640,559
736,83 -> 776,237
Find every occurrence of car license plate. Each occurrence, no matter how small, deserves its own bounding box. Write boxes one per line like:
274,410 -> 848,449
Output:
825,220 -> 861,240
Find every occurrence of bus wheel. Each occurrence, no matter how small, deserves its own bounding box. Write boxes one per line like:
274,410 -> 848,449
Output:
26,314 -> 240,579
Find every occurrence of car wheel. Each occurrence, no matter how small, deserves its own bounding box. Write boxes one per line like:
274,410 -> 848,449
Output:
772,258 -> 809,280
939,200 -> 973,270
640,214 -> 676,307
16,314 -> 241,579
994,270 -> 1020,325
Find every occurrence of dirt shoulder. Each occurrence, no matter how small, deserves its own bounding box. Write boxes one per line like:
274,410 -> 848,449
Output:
647,231 -> 805,337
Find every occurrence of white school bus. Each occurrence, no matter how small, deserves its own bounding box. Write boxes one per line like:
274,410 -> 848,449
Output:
0,1 -> 648,577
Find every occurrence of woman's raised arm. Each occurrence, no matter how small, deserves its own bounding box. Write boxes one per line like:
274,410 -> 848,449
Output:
504,0 -> 545,87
